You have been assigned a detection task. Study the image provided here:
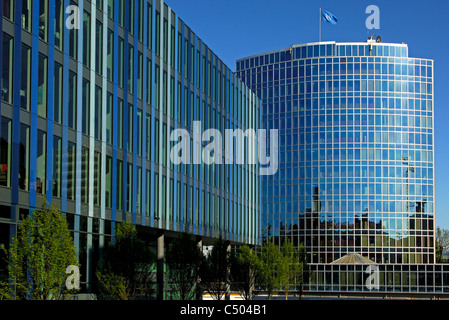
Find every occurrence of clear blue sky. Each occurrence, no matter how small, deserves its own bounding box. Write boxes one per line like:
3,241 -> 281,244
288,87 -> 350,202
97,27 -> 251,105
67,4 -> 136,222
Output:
165,0 -> 449,229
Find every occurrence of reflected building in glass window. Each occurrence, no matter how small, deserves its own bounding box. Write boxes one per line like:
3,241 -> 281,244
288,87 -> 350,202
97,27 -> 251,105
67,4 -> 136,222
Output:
237,39 -> 435,265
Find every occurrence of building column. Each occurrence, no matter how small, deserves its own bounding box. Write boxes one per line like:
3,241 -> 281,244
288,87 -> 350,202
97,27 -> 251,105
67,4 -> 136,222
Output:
156,230 -> 165,300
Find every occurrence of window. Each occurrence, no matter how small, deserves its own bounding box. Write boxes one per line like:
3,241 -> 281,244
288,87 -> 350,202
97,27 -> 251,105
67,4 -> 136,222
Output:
116,159 -> 123,210
95,20 -> 103,74
146,170 -> 151,216
106,92 -> 113,144
81,147 -> 89,203
136,166 -> 142,215
38,53 -> 48,117
69,1 -> 78,59
82,79 -> 90,135
52,136 -> 62,197
128,45 -> 134,93
0,117 -> 12,187
105,155 -> 112,208
55,0 -> 63,50
2,34 -> 13,104
21,44 -> 31,110
19,124 -> 29,191
94,86 -> 102,140
3,0 -> 13,21
107,29 -> 114,82
94,152 -> 101,206
127,163 -> 133,212
83,11 -> 91,68
54,62 -> 63,123
68,71 -> 77,129
39,0 -> 48,41
36,130 -> 47,194
128,104 -> 133,153
117,98 -> 123,149
67,141 -> 76,200
118,37 -> 124,87
137,109 -> 142,156
22,0 -> 32,32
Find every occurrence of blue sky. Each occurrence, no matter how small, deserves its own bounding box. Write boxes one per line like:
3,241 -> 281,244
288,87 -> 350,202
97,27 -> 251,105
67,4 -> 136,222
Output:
165,0 -> 449,229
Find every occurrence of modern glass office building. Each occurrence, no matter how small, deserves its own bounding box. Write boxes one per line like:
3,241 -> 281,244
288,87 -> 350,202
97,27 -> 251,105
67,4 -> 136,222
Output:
0,0 -> 260,295
236,40 -> 435,267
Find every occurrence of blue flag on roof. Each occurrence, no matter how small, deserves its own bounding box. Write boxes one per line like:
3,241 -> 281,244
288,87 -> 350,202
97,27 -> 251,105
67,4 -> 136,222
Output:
321,9 -> 338,25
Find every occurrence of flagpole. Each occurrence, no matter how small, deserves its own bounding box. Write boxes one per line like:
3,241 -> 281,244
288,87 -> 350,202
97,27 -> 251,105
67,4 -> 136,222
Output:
319,8 -> 322,42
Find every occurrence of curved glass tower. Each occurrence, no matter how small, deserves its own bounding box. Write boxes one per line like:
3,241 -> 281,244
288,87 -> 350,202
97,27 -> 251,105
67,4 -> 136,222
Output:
237,41 -> 435,265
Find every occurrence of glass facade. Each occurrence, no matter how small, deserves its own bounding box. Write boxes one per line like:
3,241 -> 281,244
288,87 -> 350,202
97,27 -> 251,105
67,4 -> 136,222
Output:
0,0 -> 260,292
237,41 -> 435,265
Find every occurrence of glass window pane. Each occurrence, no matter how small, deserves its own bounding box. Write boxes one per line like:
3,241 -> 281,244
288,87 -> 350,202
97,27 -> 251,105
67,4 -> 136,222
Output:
36,130 -> 46,194
0,117 -> 12,187
19,124 -> 30,191
52,136 -> 62,197
1,33 -> 13,104
54,62 -> 63,123
38,53 -> 48,118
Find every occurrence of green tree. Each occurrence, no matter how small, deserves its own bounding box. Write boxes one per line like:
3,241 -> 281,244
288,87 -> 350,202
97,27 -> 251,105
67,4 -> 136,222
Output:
96,222 -> 156,300
0,200 -> 79,300
436,227 -> 449,263
231,245 -> 259,300
199,237 -> 231,300
257,240 -> 282,300
165,233 -> 203,300
279,239 -> 302,300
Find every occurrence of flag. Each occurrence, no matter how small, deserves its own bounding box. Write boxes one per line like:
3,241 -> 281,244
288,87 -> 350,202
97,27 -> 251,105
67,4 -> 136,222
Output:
321,9 -> 338,25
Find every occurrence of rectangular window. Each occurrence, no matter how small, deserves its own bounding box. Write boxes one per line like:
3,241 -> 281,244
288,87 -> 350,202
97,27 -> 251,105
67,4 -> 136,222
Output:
105,155 -> 112,208
94,86 -> 102,140
19,124 -> 29,191
106,92 -> 113,144
155,11 -> 160,56
67,141 -> 76,200
52,136 -> 62,197
82,79 -> 90,135
69,1 -> 78,59
1,34 -> 13,104
146,59 -> 152,105
54,62 -> 63,124
36,130 -> 47,194
55,0 -> 63,50
83,11 -> 91,68
117,98 -> 123,149
147,4 -> 152,50
95,20 -> 103,74
146,169 -> 151,216
22,0 -> 32,31
136,166 -> 142,215
39,0 -> 48,42
68,71 -> 77,129
107,28 -> 114,82
127,163 -> 133,212
154,173 -> 159,218
118,37 -> 124,87
0,117 -> 12,187
107,0 -> 114,19
128,0 -> 134,35
38,54 -> 48,118
117,159 -> 123,210
94,151 -> 101,206
128,104 -> 133,153
21,44 -> 31,110
81,147 -> 89,203
137,51 -> 143,100
155,119 -> 159,163
128,45 -> 134,93
146,113 -> 151,160
137,109 -> 142,156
